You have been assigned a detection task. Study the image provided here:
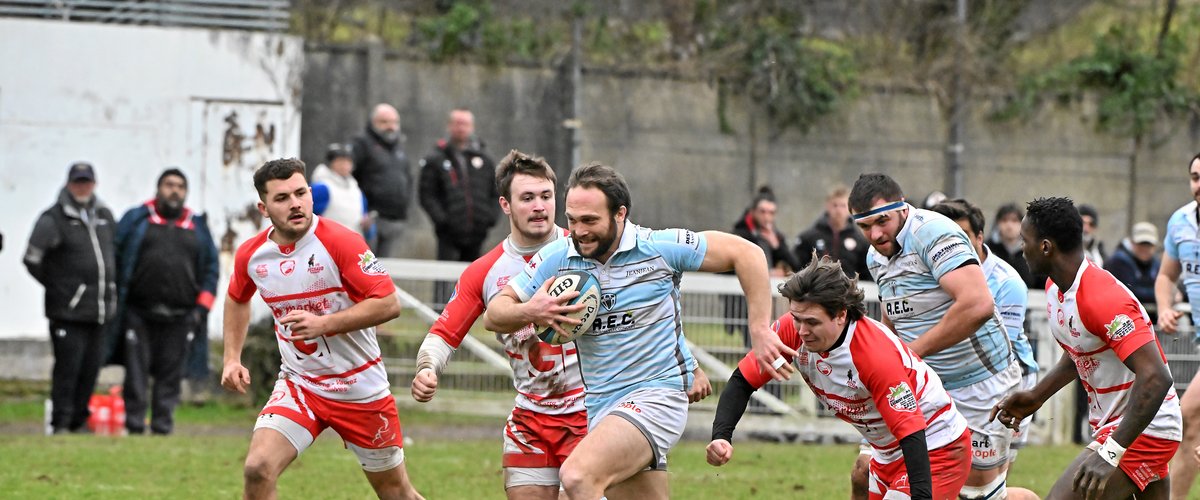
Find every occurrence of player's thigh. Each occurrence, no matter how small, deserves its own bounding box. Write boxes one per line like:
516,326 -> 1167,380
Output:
1179,370 -> 1200,421
505,484 -> 559,500
361,461 -> 419,499
563,414 -> 654,485
1135,474 -> 1170,500
605,470 -> 668,500
244,427 -> 300,478
1046,450 -> 1137,500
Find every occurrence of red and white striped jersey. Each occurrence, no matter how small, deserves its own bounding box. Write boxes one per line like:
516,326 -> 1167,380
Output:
740,315 -> 967,464
430,228 -> 585,415
228,216 -> 397,403
1045,260 -> 1182,441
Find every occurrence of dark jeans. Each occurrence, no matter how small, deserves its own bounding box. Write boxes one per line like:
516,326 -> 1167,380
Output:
122,309 -> 192,434
48,320 -> 106,431
434,237 -> 486,307
184,313 -> 209,382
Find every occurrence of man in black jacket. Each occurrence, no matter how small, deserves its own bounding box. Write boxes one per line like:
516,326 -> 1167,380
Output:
418,108 -> 500,263
351,103 -> 412,258
23,162 -> 117,434
794,185 -> 870,280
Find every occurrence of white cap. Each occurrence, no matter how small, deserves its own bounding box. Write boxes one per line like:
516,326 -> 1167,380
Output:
1131,222 -> 1158,245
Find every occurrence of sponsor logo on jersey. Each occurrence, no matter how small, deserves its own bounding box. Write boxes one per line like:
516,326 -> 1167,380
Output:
271,297 -> 334,319
1069,317 -> 1081,337
593,311 -> 636,333
1074,356 -> 1100,378
255,264 -> 269,278
823,397 -> 869,417
846,369 -> 858,391
683,230 -> 696,247
884,299 -> 914,317
358,250 -> 388,276
601,293 -> 616,310
307,254 -> 325,274
930,241 -> 966,264
626,266 -> 654,277
887,382 -> 917,412
617,400 -> 642,414
1105,314 -> 1135,341
280,259 -> 296,276
496,275 -> 510,288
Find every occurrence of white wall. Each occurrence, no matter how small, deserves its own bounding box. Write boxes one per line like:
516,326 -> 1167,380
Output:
0,19 -> 303,338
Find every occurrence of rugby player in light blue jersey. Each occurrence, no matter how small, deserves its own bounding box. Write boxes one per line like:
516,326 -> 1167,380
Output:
847,173 -> 1020,500
486,162 -> 794,500
1159,153 -> 1200,500
931,198 -> 1039,500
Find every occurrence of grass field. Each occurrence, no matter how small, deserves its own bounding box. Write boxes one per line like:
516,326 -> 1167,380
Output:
0,398 -> 1091,499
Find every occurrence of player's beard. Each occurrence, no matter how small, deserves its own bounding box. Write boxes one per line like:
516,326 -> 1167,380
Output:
271,209 -> 313,242
574,216 -> 619,260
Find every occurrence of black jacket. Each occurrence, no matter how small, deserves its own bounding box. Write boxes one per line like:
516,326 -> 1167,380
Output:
23,188 -> 118,324
350,125 -> 412,220
418,138 -> 501,246
794,213 -> 870,280
1104,239 -> 1160,306
732,212 -> 800,272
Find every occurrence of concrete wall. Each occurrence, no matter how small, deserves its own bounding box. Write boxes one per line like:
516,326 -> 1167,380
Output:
302,47 -> 1199,263
0,19 -> 303,339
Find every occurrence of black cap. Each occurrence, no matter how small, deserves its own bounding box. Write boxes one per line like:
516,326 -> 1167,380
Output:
1077,204 -> 1099,223
67,162 -> 96,182
326,143 -> 353,162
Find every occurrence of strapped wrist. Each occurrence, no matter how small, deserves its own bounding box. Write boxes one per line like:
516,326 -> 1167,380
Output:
1096,438 -> 1126,467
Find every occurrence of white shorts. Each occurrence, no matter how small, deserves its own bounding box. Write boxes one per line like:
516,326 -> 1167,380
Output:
588,387 -> 688,471
1008,372 -> 1038,460
947,361 -> 1021,470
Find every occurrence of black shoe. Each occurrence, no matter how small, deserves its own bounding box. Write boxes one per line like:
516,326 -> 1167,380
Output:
52,427 -> 70,435
126,427 -> 146,435
69,426 -> 94,435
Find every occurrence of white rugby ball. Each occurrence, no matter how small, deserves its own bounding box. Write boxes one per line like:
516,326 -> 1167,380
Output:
539,270 -> 602,345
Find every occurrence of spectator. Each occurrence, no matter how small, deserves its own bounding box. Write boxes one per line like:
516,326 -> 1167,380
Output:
1103,221 -> 1160,321
114,169 -> 218,435
725,187 -> 799,340
419,107 -> 501,263
350,103 -> 412,258
985,203 -> 1037,288
23,162 -> 117,434
312,143 -> 371,237
794,184 -> 870,280
1077,203 -> 1106,267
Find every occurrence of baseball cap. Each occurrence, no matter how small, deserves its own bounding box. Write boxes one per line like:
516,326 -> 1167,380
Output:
1131,222 -> 1158,245
67,162 -> 96,182
325,143 -> 353,162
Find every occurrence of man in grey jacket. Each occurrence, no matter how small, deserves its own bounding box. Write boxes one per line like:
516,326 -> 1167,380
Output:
24,162 -> 117,434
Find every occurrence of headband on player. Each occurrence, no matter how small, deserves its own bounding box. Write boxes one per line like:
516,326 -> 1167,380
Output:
852,200 -> 907,221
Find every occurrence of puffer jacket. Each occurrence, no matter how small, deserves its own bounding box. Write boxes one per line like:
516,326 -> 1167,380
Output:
24,188 -> 117,324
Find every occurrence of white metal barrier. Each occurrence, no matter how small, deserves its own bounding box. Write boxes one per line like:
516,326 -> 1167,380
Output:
378,257 -> 1187,445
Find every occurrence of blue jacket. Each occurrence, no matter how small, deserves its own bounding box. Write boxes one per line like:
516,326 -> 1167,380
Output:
1103,239 -> 1159,307
115,201 -> 219,313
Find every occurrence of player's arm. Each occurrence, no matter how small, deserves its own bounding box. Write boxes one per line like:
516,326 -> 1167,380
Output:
281,293 -> 401,340
414,273 -> 488,403
486,282 -> 583,337
993,352 -> 1075,429
698,230 -> 797,379
1156,254 -> 1183,333
907,262 -> 994,357
709,319 -> 798,466
1105,342 -> 1174,449
220,295 -> 253,394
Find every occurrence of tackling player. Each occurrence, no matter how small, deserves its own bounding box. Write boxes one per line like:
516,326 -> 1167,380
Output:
708,256 -> 972,499
993,197 -> 1180,500
848,173 -> 1020,500
486,162 -> 792,499
220,159 -> 422,500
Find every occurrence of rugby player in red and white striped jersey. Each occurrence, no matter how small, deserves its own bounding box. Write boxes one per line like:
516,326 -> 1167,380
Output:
993,197 -> 1180,500
709,256 -> 972,500
220,158 -> 422,500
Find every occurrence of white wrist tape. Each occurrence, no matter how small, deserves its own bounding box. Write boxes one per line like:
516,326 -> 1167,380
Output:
771,357 -> 787,370
416,334 -> 455,375
1096,438 -> 1126,467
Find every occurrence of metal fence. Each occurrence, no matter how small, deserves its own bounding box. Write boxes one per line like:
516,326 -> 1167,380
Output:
376,258 -> 1193,445
0,0 -> 289,31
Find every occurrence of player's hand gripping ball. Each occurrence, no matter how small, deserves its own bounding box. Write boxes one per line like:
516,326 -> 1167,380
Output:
538,270 -> 601,345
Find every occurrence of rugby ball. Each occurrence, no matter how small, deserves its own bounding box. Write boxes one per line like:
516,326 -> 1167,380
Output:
538,270 -> 602,345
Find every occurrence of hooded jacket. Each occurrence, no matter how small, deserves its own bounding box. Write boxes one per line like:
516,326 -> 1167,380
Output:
24,188 -> 117,324
418,138 -> 501,246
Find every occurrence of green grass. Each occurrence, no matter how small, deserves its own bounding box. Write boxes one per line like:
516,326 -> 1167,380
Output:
0,398 -> 1091,499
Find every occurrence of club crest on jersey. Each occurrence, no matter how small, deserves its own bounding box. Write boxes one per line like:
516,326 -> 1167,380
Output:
255,264 -> 269,278
307,254 -> 325,274
357,250 -> 388,276
1105,314 -> 1135,341
887,382 -> 918,412
601,293 -> 616,310
816,360 -> 832,376
280,260 -> 296,276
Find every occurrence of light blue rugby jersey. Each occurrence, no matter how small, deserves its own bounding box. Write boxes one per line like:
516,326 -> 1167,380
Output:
510,220 -> 703,415
1165,201 -> 1200,327
866,205 -> 1013,390
981,245 -> 1038,375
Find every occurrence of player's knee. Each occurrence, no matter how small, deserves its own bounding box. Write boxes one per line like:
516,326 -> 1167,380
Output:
959,472 -> 1007,500
1004,486 -> 1040,500
243,455 -> 280,485
558,462 -> 598,497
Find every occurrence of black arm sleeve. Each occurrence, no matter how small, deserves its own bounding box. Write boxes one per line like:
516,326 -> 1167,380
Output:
898,429 -> 932,500
711,367 -> 757,442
